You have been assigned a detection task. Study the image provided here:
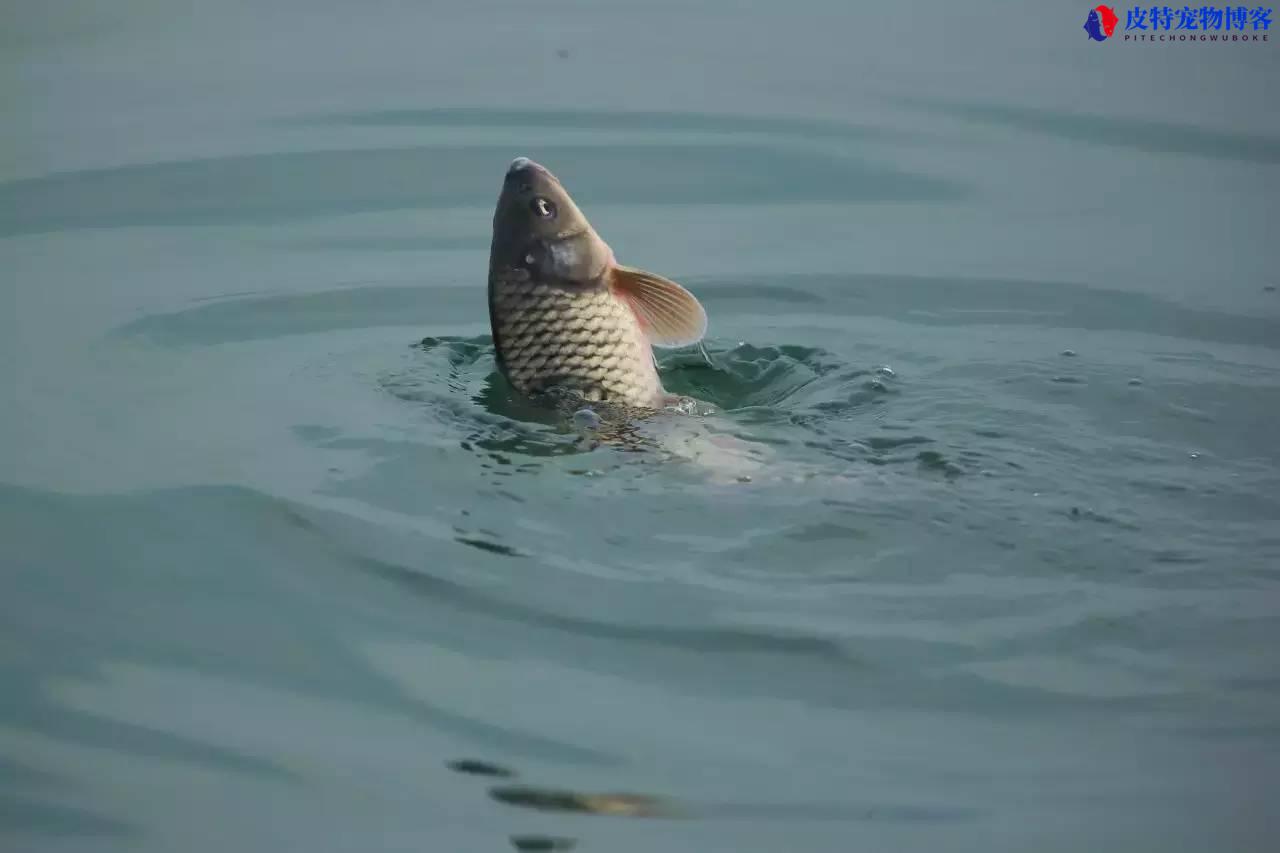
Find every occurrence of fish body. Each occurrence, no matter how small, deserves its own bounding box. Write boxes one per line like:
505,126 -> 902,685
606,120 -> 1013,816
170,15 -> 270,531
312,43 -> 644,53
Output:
1083,9 -> 1106,40
487,158 -> 707,410
488,269 -> 663,408
1083,6 -> 1117,40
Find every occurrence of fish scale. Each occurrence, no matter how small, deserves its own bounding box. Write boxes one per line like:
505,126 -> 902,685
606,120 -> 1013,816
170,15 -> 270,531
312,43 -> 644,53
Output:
490,272 -> 662,406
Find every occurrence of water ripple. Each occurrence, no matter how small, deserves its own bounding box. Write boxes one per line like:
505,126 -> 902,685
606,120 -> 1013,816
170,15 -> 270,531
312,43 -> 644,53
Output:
0,143 -> 963,237
905,98 -> 1280,163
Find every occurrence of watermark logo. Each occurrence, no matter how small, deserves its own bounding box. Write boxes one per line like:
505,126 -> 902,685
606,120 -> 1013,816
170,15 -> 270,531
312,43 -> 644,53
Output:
1086,5 -> 1272,41
1084,6 -> 1120,40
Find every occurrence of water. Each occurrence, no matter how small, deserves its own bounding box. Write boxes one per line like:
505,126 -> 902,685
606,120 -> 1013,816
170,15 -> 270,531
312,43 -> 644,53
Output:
3,2 -> 1279,851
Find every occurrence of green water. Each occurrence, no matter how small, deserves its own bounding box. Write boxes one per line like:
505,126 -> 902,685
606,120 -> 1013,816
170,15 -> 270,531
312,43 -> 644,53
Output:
3,2 -> 1279,851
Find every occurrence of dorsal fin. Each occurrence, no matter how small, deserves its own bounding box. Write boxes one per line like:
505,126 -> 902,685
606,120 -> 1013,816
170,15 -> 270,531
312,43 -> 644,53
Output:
610,264 -> 707,348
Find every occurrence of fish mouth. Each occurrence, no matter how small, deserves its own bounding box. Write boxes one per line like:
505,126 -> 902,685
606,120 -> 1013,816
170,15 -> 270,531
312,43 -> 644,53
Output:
506,157 -> 558,184
507,156 -> 545,175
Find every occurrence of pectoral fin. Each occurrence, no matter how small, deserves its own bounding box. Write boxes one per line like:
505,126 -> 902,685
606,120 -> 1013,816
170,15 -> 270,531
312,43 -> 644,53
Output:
610,265 -> 708,348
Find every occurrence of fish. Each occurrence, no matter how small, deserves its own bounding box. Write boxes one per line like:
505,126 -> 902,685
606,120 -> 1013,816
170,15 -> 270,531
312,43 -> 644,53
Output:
487,157 -> 708,413
1083,9 -> 1105,41
1083,7 -> 1117,41
485,157 -> 779,483
1097,5 -> 1118,36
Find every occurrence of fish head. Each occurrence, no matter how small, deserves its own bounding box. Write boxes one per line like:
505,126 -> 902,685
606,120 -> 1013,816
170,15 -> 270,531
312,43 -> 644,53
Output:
490,157 -> 613,285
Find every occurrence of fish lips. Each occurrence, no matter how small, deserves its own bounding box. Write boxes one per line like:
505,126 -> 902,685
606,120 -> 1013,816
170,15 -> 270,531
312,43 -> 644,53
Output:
507,156 -> 549,177
504,157 -> 561,190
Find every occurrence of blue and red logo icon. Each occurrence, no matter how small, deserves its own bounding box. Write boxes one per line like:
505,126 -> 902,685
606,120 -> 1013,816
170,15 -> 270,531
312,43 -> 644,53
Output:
1085,6 -> 1272,42
1084,5 -> 1120,39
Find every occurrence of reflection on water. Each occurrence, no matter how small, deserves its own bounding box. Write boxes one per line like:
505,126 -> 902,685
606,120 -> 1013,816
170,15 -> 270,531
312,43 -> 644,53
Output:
448,758 -> 518,778
510,836 -> 578,851
490,785 -> 674,818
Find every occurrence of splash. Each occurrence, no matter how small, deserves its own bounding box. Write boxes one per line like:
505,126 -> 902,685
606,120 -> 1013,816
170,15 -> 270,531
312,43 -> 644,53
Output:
380,336 -> 942,487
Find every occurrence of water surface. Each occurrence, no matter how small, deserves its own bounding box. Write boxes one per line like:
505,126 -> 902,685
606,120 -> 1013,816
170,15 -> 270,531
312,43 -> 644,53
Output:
3,2 -> 1279,851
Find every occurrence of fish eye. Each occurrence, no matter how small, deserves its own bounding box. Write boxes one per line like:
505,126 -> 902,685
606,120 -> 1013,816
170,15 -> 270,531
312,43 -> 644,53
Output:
530,197 -> 556,219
